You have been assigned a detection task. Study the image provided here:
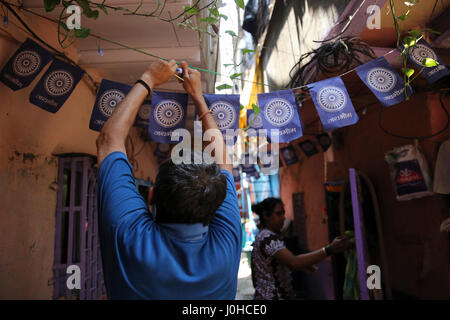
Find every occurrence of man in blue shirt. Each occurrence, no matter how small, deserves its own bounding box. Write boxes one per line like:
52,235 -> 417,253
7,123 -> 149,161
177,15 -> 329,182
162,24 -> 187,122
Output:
96,60 -> 242,299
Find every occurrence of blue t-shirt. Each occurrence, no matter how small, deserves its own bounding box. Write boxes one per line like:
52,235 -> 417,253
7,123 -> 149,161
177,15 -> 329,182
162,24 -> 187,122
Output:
97,151 -> 242,299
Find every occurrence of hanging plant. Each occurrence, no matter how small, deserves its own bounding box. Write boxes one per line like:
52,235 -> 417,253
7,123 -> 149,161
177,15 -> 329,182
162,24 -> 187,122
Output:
40,0 -> 229,49
389,0 -> 440,99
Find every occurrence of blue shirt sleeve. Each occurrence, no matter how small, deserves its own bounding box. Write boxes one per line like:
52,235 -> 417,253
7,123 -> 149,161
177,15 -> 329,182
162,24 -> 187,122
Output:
97,151 -> 151,230
209,169 -> 242,247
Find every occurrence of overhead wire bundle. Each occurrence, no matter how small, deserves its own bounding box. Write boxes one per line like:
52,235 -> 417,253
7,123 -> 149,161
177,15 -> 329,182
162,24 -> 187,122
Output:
288,37 -> 376,89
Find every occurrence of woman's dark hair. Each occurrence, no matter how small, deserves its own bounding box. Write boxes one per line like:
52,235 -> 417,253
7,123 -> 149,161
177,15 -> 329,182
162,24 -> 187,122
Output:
154,157 -> 227,226
252,197 -> 283,228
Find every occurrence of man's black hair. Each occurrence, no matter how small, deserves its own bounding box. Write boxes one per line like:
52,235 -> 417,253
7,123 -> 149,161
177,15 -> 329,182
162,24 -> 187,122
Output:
154,156 -> 227,226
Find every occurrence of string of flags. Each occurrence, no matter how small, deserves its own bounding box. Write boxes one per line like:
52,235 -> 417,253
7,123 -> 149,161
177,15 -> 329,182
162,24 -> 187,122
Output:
1,37 -> 450,174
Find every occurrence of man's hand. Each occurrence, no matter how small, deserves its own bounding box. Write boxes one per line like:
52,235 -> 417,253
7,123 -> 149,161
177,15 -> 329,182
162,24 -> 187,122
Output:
140,59 -> 177,89
96,59 -> 177,165
179,61 -> 203,101
328,235 -> 353,255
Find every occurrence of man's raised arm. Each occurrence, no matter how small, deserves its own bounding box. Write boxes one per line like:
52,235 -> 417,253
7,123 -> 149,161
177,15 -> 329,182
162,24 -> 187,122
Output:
96,60 -> 177,165
180,61 -> 233,173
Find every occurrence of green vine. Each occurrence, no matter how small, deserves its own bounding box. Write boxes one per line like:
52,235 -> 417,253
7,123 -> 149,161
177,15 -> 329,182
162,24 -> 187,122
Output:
389,0 -> 440,100
40,0 -> 239,48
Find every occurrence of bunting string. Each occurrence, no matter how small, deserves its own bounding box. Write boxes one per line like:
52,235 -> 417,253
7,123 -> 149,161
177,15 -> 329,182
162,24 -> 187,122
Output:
1,2 -> 449,167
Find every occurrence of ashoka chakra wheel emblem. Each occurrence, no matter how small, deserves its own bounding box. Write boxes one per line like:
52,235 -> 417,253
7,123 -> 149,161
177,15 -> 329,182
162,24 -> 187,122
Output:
282,148 -> 295,160
248,112 -> 263,129
44,70 -> 74,96
210,101 -> 236,129
138,103 -> 151,120
264,98 -> 294,127
317,86 -> 346,112
13,50 -> 41,76
367,68 -> 396,92
410,44 -> 437,66
154,100 -> 184,128
99,89 -> 125,117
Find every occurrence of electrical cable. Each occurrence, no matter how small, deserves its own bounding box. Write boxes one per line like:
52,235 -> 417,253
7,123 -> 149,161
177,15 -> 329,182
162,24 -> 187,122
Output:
377,90 -> 449,140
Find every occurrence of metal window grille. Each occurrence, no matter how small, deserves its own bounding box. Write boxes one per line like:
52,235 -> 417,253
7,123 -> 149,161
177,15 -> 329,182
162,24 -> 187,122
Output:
52,155 -> 105,300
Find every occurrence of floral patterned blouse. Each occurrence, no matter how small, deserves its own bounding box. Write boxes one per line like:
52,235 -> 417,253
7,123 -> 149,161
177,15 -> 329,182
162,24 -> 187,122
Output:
251,229 -> 295,300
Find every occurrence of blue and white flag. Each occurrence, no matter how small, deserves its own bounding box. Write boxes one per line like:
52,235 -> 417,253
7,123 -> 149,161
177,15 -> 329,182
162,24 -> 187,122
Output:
280,146 -> 299,165
257,90 -> 303,143
148,91 -> 188,144
232,166 -> 241,182
315,133 -> 332,152
203,94 -> 240,144
241,153 -> 257,176
134,98 -> 152,128
0,38 -> 54,91
355,57 -> 412,107
89,79 -> 131,131
407,39 -> 450,84
29,59 -> 84,113
246,108 -> 264,137
310,76 -> 359,132
298,140 -> 319,157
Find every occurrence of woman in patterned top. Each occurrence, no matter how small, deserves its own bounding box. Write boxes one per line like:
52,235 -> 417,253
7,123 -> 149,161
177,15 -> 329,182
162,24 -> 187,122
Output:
251,198 -> 352,300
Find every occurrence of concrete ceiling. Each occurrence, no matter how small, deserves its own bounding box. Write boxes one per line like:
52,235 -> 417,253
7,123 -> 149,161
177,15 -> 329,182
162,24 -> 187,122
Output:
22,0 -> 207,90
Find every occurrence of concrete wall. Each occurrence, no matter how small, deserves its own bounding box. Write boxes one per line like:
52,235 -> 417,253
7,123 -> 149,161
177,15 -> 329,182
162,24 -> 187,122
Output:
0,11 -> 159,299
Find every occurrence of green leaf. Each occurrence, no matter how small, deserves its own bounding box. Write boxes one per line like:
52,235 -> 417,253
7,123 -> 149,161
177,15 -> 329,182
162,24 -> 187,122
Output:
252,104 -> 260,114
407,30 -> 422,38
76,0 -> 90,12
223,63 -> 236,67
219,14 -> 228,20
424,28 -> 441,35
240,104 -> 245,110
230,72 -> 242,80
97,4 -> 108,15
184,5 -> 199,15
44,0 -> 60,12
209,7 -> 219,17
234,0 -> 245,9
422,58 -> 439,68
74,27 -> 90,38
87,10 -> 99,19
242,49 -> 255,55
61,0 -> 71,8
397,13 -> 409,21
403,36 -> 417,47
199,17 -> 219,25
216,84 -> 233,91
225,30 -> 237,37
401,67 -> 415,78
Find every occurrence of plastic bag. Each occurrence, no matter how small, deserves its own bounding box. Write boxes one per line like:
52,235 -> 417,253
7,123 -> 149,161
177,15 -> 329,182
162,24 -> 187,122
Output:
384,144 -> 434,201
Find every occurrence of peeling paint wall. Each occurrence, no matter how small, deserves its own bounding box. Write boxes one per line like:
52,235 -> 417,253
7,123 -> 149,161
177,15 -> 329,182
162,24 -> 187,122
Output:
0,12 -> 159,299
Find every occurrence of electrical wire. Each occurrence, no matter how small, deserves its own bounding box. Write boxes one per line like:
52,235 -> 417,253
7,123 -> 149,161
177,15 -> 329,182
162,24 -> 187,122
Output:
2,1 -> 282,91
378,89 -> 450,140
288,37 -> 376,89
